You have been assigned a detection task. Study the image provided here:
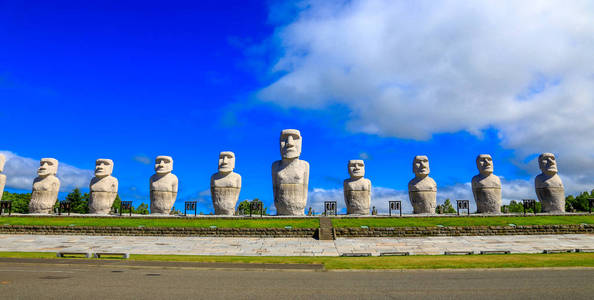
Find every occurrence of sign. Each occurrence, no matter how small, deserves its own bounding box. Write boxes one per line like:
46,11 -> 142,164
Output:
522,199 -> 537,215
389,201 -> 402,217
120,201 -> 133,216
185,201 -> 197,216
456,200 -> 470,215
250,200 -> 263,217
0,201 -> 12,216
59,201 -> 72,216
324,201 -> 337,216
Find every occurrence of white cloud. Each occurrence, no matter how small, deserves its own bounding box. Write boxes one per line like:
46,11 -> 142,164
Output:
259,0 -> 594,190
133,155 -> 151,165
0,151 -> 93,192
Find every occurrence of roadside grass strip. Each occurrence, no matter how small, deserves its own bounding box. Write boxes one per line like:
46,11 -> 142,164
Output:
331,215 -> 594,228
1,252 -> 594,270
0,217 -> 319,229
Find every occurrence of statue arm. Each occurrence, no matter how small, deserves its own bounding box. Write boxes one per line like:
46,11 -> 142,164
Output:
113,177 -> 119,193
271,162 -> 278,201
303,161 -> 309,202
343,180 -> 349,207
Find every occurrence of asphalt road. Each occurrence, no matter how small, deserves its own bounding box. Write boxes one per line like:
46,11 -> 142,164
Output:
0,260 -> 592,299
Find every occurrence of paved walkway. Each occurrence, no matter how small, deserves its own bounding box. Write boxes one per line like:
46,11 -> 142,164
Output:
0,234 -> 592,256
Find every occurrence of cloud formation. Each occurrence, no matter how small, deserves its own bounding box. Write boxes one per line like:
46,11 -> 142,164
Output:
0,151 -> 93,192
259,0 -> 594,189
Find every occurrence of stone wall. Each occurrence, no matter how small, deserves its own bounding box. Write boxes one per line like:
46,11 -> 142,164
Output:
334,224 -> 594,237
0,225 -> 317,238
0,224 -> 592,238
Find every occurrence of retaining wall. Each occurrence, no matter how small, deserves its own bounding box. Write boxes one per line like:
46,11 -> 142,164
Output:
0,224 -> 592,238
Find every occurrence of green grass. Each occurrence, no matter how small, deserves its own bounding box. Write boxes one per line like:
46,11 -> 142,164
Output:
332,215 -> 594,228
0,217 -> 319,229
1,251 -> 594,270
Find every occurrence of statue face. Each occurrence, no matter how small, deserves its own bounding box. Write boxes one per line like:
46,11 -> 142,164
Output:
154,155 -> 173,175
95,159 -> 113,177
218,151 -> 235,173
0,154 -> 5,173
539,153 -> 558,175
413,155 -> 430,176
476,154 -> 493,175
348,160 -> 365,179
37,158 -> 58,176
280,129 -> 302,159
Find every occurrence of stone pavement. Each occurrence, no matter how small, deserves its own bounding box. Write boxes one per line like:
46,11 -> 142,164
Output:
0,234 -> 592,256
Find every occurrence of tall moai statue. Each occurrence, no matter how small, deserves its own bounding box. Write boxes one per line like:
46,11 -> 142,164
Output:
0,154 -> 6,200
89,159 -> 118,214
211,151 -> 241,215
272,129 -> 309,215
535,153 -> 565,213
29,158 -> 60,214
408,155 -> 437,214
472,154 -> 502,214
150,155 -> 178,214
344,160 -> 371,215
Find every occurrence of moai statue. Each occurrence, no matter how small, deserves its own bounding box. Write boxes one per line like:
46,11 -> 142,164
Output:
89,159 -> 118,214
0,154 -> 6,200
210,151 -> 241,215
29,158 -> 60,214
535,153 -> 565,213
272,129 -> 309,215
343,160 -> 371,215
472,154 -> 502,214
408,155 -> 436,214
150,156 -> 178,214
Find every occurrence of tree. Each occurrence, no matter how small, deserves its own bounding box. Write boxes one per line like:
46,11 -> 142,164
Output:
111,194 -> 122,213
62,188 -> 89,214
237,198 -> 267,215
504,200 -> 541,213
436,199 -> 456,214
1,191 -> 31,213
134,203 -> 149,215
565,190 -> 594,212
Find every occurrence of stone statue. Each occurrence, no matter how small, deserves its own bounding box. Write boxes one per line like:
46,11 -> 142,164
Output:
472,154 -> 501,214
0,154 -> 6,200
150,155 -> 178,214
343,159 -> 371,215
210,151 -> 241,215
535,153 -> 565,213
89,159 -> 118,214
29,158 -> 60,214
272,129 -> 309,215
408,155 -> 436,214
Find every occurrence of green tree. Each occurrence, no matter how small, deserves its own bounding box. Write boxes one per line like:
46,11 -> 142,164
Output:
111,194 -> 122,213
1,191 -> 31,213
565,190 -> 594,212
436,199 -> 456,214
504,200 -> 541,213
237,198 -> 267,215
134,203 -> 149,215
62,188 -> 89,214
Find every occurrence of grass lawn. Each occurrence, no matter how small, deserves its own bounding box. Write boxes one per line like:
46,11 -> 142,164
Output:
1,251 -> 593,270
0,217 -> 319,229
332,215 -> 594,228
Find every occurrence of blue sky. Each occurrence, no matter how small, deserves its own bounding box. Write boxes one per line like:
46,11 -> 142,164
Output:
2,0 -> 593,213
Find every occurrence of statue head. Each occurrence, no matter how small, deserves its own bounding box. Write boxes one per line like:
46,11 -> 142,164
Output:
154,155 -> 173,175
413,155 -> 430,177
37,158 -> 58,177
348,160 -> 365,179
0,154 -> 5,173
538,153 -> 558,176
95,158 -> 114,177
218,151 -> 235,173
280,129 -> 302,159
476,154 -> 493,176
